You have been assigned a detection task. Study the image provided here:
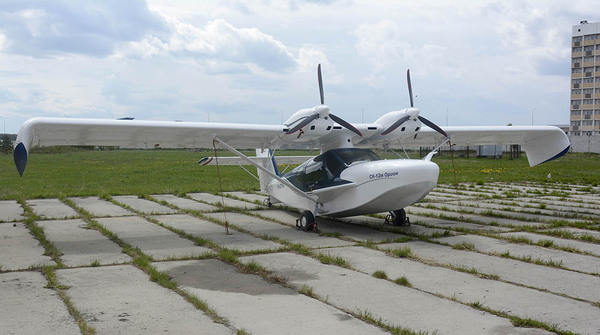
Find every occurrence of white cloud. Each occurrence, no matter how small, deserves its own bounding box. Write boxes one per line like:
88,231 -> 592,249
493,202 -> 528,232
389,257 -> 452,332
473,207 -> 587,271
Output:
119,18 -> 299,72
1,0 -> 599,133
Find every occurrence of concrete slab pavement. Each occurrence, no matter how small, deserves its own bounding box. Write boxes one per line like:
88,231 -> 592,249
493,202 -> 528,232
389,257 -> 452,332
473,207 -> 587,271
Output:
0,200 -> 24,222
323,246 -> 600,335
0,222 -> 55,270
406,205 -> 549,227
435,234 -> 600,274
252,210 -> 407,242
112,195 -> 178,214
151,194 -> 218,212
27,199 -> 79,219
38,219 -> 131,267
0,271 -> 80,335
203,212 -> 355,248
154,259 -> 387,335
95,216 -> 212,260
223,191 -> 268,204
382,241 -> 600,302
188,192 -> 264,210
69,196 -> 134,217
56,265 -> 234,334
151,214 -> 283,252
500,231 -> 600,256
240,252 -> 548,335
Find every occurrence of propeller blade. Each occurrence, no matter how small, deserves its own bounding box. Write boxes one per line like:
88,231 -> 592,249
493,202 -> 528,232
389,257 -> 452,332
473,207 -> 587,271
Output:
418,115 -> 448,137
381,115 -> 410,136
407,69 -> 414,108
318,64 -> 324,105
329,113 -> 362,137
286,113 -> 319,134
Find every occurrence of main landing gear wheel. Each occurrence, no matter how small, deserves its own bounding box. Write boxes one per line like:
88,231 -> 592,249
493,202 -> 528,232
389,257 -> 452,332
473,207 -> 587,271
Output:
385,209 -> 410,226
296,210 -> 319,232
263,198 -> 273,207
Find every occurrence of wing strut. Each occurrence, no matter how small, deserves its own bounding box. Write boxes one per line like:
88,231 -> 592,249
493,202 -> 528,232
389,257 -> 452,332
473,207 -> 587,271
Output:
212,137 -> 318,205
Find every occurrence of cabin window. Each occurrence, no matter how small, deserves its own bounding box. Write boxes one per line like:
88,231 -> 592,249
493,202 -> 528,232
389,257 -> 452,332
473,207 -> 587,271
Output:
284,148 -> 381,192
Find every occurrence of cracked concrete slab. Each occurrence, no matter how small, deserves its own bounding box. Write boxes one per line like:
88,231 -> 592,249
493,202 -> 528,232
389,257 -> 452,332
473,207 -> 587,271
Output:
69,197 -> 134,217
56,265 -> 233,334
151,194 -> 218,212
38,219 -> 131,267
0,222 -> 55,270
203,212 -> 355,248
188,192 -> 264,210
0,200 -> 24,222
322,246 -> 600,335
240,252 -> 548,335
27,199 -> 78,219
435,234 -> 600,274
154,259 -> 387,335
0,271 -> 80,335
382,241 -> 600,302
151,214 -> 282,252
112,195 -> 178,214
95,216 -> 211,260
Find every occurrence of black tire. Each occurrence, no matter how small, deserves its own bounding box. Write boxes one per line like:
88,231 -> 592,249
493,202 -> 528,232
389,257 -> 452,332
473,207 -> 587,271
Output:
298,210 -> 315,230
392,209 -> 408,226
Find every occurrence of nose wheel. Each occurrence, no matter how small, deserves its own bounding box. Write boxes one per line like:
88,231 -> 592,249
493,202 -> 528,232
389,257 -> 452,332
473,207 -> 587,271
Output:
385,209 -> 410,226
296,210 -> 319,232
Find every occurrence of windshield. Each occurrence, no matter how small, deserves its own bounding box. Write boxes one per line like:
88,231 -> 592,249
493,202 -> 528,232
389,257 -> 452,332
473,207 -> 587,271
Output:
284,148 -> 381,192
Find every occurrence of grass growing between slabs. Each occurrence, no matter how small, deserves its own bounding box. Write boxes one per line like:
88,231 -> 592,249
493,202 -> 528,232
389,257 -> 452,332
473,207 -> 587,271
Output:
1,148 -> 599,200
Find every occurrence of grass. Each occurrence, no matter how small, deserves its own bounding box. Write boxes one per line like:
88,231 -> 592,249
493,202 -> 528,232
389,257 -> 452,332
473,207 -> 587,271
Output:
394,276 -> 412,287
372,270 -> 388,279
1,149 -> 599,200
389,247 -> 413,258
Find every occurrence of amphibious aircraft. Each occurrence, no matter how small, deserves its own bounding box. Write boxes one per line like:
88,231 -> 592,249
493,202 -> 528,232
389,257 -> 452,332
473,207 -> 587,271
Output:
13,65 -> 570,231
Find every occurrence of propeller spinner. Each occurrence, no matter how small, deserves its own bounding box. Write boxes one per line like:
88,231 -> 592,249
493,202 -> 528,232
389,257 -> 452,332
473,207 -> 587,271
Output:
285,64 -> 362,137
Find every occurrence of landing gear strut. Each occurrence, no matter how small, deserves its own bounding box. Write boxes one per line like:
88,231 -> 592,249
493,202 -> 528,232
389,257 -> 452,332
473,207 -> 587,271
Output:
385,208 -> 410,226
296,210 -> 319,232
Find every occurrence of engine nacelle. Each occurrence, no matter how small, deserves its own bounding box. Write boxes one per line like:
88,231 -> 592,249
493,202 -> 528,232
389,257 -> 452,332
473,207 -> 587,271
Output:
372,107 -> 422,141
284,105 -> 334,142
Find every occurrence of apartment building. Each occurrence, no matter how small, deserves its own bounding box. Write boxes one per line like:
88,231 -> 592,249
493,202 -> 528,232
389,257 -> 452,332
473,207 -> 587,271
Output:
570,21 -> 600,136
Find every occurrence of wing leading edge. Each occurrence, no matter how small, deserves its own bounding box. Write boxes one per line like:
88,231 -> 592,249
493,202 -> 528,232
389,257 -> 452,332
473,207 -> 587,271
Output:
13,117 -> 288,176
381,125 -> 570,167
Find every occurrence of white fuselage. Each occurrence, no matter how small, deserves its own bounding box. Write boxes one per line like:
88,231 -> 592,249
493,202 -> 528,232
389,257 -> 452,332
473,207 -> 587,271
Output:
267,158 -> 439,217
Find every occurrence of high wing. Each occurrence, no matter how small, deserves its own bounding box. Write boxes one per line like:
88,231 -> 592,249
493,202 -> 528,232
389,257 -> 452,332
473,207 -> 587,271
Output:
13,117 -> 293,176
15,117 -> 287,150
366,125 -> 571,167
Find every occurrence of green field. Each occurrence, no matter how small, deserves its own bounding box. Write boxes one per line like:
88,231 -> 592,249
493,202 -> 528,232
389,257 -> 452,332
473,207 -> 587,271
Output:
1,149 -> 598,200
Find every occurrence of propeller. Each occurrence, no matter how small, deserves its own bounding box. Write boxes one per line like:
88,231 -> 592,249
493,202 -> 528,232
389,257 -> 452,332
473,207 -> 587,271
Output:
381,69 -> 447,138
285,64 -> 362,137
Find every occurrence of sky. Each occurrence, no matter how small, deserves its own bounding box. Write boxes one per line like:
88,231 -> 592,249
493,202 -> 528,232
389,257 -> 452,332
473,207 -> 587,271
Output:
1,0 -> 599,134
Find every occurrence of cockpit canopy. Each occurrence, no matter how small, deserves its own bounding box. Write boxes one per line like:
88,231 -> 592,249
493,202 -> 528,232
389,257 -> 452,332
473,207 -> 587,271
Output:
284,148 -> 381,192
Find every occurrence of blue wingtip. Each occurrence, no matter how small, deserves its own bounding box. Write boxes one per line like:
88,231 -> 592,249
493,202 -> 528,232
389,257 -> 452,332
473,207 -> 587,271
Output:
14,142 -> 27,177
541,145 -> 570,165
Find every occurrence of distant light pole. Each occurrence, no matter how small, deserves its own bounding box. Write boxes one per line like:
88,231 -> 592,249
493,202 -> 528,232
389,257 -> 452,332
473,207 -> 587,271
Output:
531,107 -> 536,126
1,116 -> 5,135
